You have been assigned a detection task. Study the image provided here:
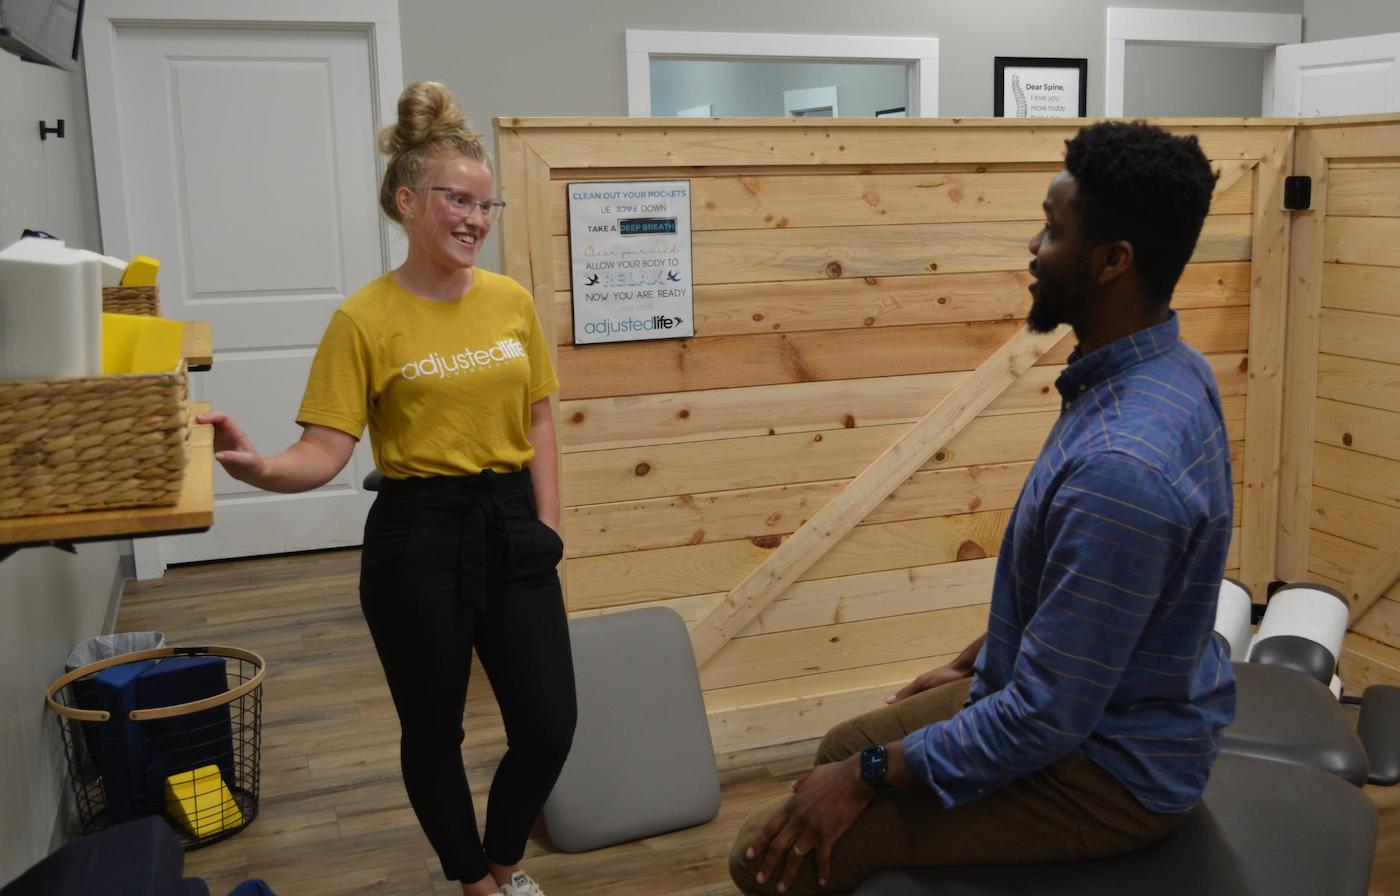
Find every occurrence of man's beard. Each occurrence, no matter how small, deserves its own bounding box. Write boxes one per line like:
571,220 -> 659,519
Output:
1026,263 -> 1093,334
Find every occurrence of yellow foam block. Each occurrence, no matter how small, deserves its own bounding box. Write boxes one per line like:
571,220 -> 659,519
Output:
164,764 -> 243,838
102,312 -> 184,374
120,255 -> 160,286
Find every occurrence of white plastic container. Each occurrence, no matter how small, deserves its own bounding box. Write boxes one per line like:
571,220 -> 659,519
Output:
79,250 -> 130,288
0,238 -> 102,380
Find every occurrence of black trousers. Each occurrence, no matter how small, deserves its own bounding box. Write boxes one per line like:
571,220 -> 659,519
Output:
359,469 -> 577,883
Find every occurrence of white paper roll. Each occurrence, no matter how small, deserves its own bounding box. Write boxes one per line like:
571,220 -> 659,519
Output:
1249,583 -> 1350,669
1213,576 -> 1254,661
0,238 -> 102,380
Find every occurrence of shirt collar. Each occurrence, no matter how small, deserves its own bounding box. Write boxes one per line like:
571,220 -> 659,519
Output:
1055,312 -> 1180,402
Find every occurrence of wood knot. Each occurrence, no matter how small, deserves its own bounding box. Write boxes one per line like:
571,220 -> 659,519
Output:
570,412 -> 585,424
957,540 -> 988,561
752,535 -> 782,549
825,261 -> 844,278
934,450 -> 947,462
677,409 -> 690,419
842,414 -> 856,428
752,313 -> 765,322
776,217 -> 789,228
936,296 -> 948,305
829,636 -> 841,643
863,317 -> 876,327
1342,433 -> 1354,447
813,433 -> 823,442
927,262 -> 939,272
634,462 -> 651,476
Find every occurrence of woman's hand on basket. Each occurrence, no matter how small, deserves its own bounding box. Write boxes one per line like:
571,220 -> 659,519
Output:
198,410 -> 268,484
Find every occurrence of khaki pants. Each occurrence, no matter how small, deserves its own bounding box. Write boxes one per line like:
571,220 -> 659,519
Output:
729,679 -> 1183,895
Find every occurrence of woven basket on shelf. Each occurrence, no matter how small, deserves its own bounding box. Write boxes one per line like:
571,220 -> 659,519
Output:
102,285 -> 160,317
0,363 -> 190,519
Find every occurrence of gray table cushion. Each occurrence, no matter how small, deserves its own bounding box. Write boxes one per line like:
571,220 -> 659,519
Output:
1222,661 -> 1368,785
541,607 -> 720,852
1359,684 -> 1400,786
853,753 -> 1376,896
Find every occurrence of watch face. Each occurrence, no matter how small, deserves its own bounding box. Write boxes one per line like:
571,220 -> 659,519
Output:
861,744 -> 888,787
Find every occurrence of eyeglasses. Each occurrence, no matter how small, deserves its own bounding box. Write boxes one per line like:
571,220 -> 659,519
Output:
427,187 -> 506,223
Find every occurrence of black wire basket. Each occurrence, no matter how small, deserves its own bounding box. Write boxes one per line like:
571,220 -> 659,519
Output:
46,645 -> 266,850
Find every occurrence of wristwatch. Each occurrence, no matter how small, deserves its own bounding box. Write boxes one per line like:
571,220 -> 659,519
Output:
859,743 -> 892,793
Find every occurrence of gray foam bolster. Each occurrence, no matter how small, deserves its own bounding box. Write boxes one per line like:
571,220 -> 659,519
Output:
1359,685 -> 1400,786
1248,635 -> 1336,686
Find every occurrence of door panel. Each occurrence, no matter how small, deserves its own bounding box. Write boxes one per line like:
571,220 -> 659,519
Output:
1271,33 -> 1400,116
101,24 -> 387,567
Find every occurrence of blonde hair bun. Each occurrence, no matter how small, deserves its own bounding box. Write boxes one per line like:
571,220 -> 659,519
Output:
377,80 -> 480,156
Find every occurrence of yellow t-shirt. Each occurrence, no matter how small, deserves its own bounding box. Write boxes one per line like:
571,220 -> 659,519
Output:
296,270 -> 558,478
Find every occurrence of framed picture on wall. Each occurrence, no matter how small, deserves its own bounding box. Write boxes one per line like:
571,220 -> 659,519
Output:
994,57 -> 1088,118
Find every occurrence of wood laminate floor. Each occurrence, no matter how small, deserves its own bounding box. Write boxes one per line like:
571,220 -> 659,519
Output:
119,548 -> 1400,895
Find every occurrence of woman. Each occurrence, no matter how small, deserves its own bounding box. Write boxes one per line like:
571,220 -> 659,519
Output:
199,81 -> 576,896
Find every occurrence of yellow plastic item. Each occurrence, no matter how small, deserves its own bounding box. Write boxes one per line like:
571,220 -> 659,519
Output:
119,255 -> 160,286
101,312 -> 184,374
164,764 -> 244,838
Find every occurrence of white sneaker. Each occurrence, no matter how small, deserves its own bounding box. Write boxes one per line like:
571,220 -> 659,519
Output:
501,871 -> 546,896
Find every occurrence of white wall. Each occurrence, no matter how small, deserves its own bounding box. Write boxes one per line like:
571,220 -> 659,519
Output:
1303,0 -> 1400,42
0,544 -> 127,886
1125,44 -> 1271,117
0,51 -> 123,888
0,53 -> 100,250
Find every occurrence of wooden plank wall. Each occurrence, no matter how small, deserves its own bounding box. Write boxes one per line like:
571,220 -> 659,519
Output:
1293,119 -> 1400,687
496,119 -> 1287,752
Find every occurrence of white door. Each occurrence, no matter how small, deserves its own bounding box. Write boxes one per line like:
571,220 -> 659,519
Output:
1269,32 -> 1400,116
86,12 -> 402,574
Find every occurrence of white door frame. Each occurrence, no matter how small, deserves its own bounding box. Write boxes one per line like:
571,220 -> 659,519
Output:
625,29 -> 939,117
1104,7 -> 1301,116
83,0 -> 402,580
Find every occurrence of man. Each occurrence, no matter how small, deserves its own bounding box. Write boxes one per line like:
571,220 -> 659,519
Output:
730,120 -> 1236,895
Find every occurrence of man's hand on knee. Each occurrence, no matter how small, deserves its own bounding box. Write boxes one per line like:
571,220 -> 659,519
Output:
746,758 -> 872,891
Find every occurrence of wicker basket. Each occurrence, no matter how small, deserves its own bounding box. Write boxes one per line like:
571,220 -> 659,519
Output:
0,363 -> 190,519
102,285 -> 160,317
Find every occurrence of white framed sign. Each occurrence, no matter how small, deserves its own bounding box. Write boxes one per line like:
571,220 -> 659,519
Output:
993,57 -> 1088,118
567,179 -> 695,344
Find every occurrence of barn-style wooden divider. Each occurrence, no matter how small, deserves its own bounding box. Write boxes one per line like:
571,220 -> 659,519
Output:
494,115 -> 1400,752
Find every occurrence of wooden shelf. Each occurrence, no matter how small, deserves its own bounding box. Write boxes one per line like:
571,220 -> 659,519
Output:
184,320 -> 212,370
0,402 -> 214,551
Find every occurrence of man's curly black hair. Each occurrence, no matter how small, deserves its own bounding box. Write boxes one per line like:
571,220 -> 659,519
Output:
1063,121 -> 1218,306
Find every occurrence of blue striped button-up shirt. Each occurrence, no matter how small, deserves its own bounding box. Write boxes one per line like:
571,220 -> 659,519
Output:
904,313 -> 1236,814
